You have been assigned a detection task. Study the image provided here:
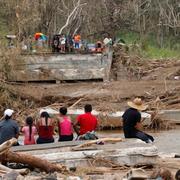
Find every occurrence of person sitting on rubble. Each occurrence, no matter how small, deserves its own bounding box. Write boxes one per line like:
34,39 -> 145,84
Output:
58,107 -> 73,141
36,111 -> 55,144
22,116 -> 37,145
122,98 -> 154,143
73,104 -> 98,140
0,109 -> 19,145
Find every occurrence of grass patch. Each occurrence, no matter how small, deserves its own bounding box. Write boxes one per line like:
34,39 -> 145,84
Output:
117,31 -> 180,59
0,7 -> 9,36
117,31 -> 140,44
0,19 -> 8,36
142,46 -> 180,59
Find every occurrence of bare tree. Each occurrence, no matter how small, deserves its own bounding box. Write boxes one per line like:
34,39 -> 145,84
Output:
59,0 -> 87,34
0,0 -> 179,45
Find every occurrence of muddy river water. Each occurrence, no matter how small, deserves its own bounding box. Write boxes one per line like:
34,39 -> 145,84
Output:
18,128 -> 180,155
97,128 -> 180,154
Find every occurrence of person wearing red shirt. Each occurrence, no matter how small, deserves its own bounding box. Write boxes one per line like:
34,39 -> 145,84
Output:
36,111 -> 55,144
74,104 -> 97,136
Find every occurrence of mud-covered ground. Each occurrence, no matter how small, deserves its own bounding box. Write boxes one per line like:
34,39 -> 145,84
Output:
11,80 -> 180,111
0,53 -> 179,127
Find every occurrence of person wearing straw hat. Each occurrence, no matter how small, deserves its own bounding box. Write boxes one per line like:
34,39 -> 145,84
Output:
122,98 -> 154,143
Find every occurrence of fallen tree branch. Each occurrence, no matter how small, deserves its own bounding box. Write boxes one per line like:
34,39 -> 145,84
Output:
0,139 -> 68,173
0,164 -> 29,175
166,98 -> 180,105
72,138 -> 123,150
1,151 -> 67,173
69,98 -> 83,109
0,138 -> 17,155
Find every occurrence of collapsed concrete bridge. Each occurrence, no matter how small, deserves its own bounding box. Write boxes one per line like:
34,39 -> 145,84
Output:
8,52 -> 113,82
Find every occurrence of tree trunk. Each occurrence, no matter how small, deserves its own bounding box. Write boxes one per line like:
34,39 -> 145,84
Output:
0,138 -> 68,173
0,150 -> 67,173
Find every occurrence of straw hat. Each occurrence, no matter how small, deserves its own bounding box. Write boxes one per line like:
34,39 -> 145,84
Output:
127,98 -> 148,111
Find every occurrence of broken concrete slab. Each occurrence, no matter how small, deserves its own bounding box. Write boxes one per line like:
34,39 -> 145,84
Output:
8,52 -> 113,82
33,145 -> 158,168
14,140 -> 158,169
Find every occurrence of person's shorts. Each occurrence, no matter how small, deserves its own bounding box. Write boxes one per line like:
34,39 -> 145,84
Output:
58,134 -> 73,141
36,137 -> 54,144
78,131 -> 98,140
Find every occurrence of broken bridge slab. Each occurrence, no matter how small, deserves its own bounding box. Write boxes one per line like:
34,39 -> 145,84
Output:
8,52 -> 113,82
12,139 -> 158,168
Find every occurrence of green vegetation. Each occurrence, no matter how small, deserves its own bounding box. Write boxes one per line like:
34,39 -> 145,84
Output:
118,31 -> 180,59
142,46 -> 180,59
0,7 -> 9,36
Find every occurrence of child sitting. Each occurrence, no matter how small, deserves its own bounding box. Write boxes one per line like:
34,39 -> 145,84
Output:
22,116 -> 37,145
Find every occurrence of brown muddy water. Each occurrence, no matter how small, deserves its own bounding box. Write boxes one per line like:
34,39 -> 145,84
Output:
97,128 -> 180,154
18,127 -> 180,154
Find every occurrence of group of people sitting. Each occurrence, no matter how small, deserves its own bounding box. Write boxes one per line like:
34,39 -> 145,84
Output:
0,104 -> 97,146
0,98 -> 154,146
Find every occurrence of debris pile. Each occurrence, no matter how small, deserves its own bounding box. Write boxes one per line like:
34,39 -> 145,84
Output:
112,44 -> 180,81
147,86 -> 180,110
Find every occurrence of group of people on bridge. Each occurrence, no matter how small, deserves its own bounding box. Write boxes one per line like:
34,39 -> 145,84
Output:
19,33 -> 113,54
51,34 -> 112,54
0,98 -> 154,146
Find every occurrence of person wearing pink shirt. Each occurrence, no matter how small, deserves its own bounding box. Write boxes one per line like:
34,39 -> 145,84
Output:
22,116 -> 37,145
58,107 -> 73,141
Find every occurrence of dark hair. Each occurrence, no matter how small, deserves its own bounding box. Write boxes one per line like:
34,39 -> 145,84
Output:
40,111 -> 50,129
84,104 -> 92,113
26,116 -> 33,141
59,107 -> 67,115
5,115 -> 11,120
